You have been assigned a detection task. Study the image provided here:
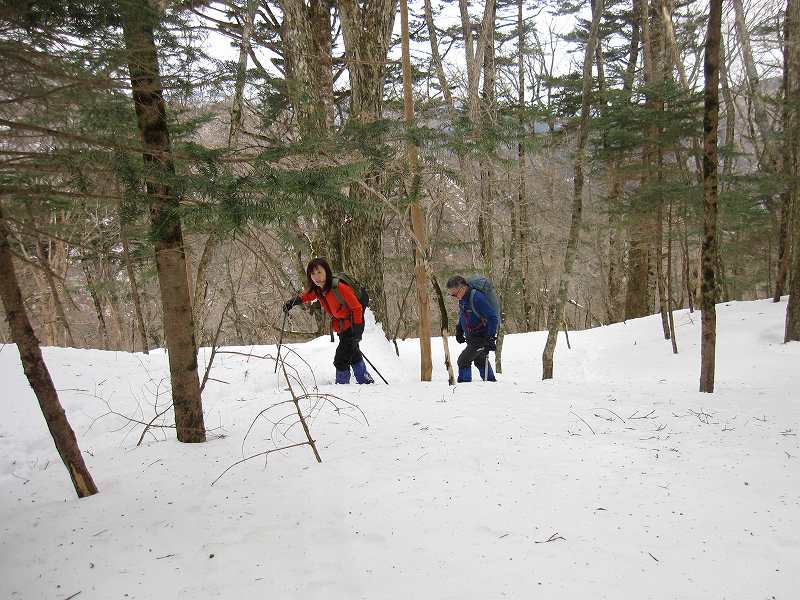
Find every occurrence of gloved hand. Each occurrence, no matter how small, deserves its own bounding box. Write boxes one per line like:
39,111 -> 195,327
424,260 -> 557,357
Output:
484,337 -> 497,352
351,322 -> 365,341
283,297 -> 300,313
455,324 -> 465,344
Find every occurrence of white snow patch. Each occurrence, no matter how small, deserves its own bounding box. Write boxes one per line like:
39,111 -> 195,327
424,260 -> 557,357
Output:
1,299 -> 799,598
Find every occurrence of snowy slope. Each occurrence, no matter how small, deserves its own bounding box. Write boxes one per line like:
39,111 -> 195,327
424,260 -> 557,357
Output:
1,299 -> 798,599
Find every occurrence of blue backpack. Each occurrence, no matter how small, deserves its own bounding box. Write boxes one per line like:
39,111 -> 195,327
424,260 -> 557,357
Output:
466,275 -> 501,325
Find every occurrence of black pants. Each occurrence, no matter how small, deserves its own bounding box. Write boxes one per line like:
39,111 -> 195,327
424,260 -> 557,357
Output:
457,337 -> 489,371
334,328 -> 363,371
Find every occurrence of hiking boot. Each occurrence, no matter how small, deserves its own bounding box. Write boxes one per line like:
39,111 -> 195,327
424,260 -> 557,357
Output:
457,366 -> 472,383
335,369 -> 351,384
352,359 -> 374,384
480,363 -> 497,382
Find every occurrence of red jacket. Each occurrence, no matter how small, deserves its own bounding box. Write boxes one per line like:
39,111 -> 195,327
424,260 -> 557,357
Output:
300,283 -> 363,333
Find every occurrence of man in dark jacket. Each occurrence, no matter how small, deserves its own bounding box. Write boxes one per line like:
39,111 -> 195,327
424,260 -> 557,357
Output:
446,275 -> 498,383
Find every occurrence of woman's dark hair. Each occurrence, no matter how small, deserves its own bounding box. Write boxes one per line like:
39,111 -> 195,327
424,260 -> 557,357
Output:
446,275 -> 468,289
306,258 -> 333,293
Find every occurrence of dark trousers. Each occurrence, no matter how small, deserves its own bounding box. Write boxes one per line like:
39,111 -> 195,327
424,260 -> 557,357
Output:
457,337 -> 489,372
334,329 -> 363,371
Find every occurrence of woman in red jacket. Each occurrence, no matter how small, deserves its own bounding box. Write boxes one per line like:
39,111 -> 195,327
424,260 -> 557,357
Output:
283,258 -> 374,384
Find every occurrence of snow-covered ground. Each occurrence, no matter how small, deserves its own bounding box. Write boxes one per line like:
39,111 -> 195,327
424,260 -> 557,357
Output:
1,298 -> 798,599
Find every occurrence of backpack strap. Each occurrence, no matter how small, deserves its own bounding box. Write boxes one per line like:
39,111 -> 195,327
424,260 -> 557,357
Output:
331,276 -> 346,310
469,288 -> 486,322
330,276 -> 352,331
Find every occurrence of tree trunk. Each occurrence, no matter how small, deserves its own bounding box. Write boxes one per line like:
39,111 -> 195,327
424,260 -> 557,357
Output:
777,0 -> 798,303
82,259 -> 109,350
459,0 -> 496,274
625,0 -> 654,321
282,0 -> 340,266
118,202 -> 148,353
653,10 -> 670,338
121,0 -> 205,441
283,0 -> 329,138
338,0 -> 397,328
784,0 -> 800,340
478,1 -> 497,277
191,0 -> 257,344
666,196 -> 678,353
192,234 -> 219,344
542,0 -> 603,379
0,207 -> 98,498
607,1 -> 640,323
424,0 -> 456,117
105,278 -> 127,349
517,0 -> 532,330
400,0 -> 433,381
700,0 -> 722,392
430,274 -> 456,385
228,0 -> 258,147
719,38 -> 737,190
731,0 -> 779,170
27,208 -> 76,348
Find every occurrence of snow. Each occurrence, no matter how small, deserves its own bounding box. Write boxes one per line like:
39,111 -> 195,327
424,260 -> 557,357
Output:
1,299 -> 799,599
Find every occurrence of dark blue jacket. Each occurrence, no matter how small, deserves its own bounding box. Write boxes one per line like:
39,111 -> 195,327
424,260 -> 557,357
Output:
458,288 -> 499,340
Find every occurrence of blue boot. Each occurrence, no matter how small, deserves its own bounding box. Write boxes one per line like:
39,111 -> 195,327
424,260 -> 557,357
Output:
480,362 -> 497,382
352,359 -> 374,384
457,366 -> 472,383
335,369 -> 351,384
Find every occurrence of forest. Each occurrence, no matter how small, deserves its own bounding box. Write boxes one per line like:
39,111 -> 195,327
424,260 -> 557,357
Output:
1,0 -> 799,496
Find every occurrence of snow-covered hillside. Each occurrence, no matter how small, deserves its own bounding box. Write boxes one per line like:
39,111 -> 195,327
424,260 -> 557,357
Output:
1,299 -> 798,599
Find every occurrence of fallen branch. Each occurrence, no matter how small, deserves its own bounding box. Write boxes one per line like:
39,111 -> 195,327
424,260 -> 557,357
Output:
570,411 -> 596,435
593,407 -> 626,423
136,404 -> 174,447
628,409 -> 656,420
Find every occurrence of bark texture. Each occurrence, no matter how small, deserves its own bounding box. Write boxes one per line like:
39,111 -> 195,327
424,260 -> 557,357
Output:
785,0 -> 800,340
121,0 -> 206,441
400,0 -> 433,380
517,0 -> 532,330
118,202 -> 148,353
700,0 -> 722,392
338,0 -> 397,328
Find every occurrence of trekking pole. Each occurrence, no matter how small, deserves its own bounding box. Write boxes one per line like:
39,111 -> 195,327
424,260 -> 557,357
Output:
360,352 -> 389,384
274,310 -> 288,374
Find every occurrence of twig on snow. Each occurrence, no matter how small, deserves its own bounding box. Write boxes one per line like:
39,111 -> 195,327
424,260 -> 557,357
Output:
570,411 -> 596,435
593,407 -> 626,423
629,409 -> 656,420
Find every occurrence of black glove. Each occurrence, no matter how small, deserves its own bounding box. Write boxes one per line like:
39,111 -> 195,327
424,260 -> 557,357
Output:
283,297 -> 300,313
351,322 -> 365,341
455,324 -> 465,344
484,337 -> 497,352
